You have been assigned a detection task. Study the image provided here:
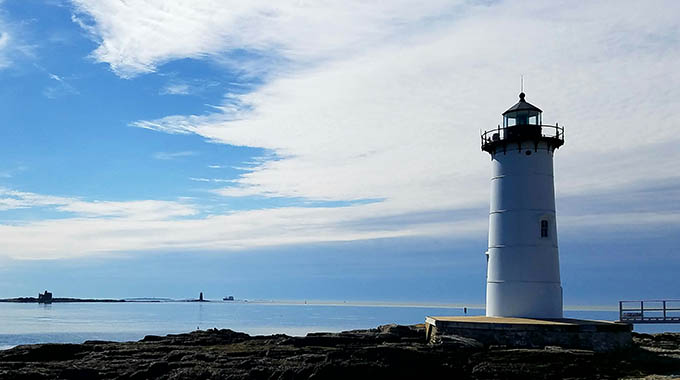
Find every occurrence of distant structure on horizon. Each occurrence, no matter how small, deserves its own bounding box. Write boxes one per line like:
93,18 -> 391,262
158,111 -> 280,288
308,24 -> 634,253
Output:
38,290 -> 53,304
481,92 -> 565,318
199,292 -> 204,302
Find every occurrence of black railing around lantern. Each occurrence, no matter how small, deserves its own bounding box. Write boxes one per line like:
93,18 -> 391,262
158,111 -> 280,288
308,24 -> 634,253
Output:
481,124 -> 564,154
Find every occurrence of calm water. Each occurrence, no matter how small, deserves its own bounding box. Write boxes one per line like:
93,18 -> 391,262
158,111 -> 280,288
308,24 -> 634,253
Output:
1,302 -> 677,349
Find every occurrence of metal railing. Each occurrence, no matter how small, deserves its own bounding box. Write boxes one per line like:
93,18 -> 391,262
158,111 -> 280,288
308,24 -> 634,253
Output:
481,124 -> 564,150
619,300 -> 680,324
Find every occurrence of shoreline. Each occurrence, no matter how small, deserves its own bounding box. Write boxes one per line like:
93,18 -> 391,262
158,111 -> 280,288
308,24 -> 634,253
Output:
0,297 -> 621,311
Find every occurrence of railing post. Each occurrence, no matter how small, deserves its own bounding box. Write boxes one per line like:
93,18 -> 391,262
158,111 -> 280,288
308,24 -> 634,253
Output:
664,300 -> 667,320
641,301 -> 644,320
619,301 -> 623,321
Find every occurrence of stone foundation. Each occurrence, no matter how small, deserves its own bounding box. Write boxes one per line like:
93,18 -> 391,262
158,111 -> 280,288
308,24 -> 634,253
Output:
425,316 -> 632,352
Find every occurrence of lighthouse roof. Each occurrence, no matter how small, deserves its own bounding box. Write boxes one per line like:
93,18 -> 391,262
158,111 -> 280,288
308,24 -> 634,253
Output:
502,92 -> 542,115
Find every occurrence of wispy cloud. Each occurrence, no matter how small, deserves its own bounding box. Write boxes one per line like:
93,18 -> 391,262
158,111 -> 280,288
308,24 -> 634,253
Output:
152,151 -> 197,160
70,0 -> 462,78
189,177 -> 234,183
159,79 -> 220,96
0,188 -> 196,220
0,188 -> 71,211
0,14 -> 36,70
9,0 -> 672,259
0,31 -> 10,69
160,83 -> 190,95
43,72 -> 79,99
0,165 -> 27,179
127,1 -> 680,212
56,200 -> 196,219
1,186 -> 677,260
0,189 -> 485,259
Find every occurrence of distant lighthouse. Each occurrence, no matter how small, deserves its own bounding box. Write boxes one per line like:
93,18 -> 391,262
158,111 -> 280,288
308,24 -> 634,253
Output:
481,92 -> 565,318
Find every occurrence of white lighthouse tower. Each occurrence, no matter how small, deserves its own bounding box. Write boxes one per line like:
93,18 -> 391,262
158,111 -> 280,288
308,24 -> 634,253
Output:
481,92 -> 565,318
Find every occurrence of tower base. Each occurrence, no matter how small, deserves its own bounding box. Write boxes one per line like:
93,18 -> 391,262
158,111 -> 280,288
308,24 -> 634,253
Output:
425,316 -> 632,352
486,281 -> 563,318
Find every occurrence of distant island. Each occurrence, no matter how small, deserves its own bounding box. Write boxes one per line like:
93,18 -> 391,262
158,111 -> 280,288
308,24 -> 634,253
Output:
0,297 -> 125,303
0,290 -> 124,303
0,291 -> 232,304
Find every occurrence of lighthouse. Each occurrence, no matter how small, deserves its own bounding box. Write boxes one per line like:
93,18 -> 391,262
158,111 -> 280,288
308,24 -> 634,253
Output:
481,92 -> 565,318
426,92 -> 629,350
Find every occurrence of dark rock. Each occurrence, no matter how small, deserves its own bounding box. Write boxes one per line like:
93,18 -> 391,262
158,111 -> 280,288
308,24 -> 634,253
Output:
58,367 -> 100,380
165,350 -> 188,362
430,334 -> 484,349
147,361 -> 169,376
83,341 -> 115,345
0,327 -> 680,379
0,344 -> 90,362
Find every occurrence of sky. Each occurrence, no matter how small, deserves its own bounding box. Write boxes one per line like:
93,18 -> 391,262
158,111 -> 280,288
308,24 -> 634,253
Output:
0,0 -> 679,305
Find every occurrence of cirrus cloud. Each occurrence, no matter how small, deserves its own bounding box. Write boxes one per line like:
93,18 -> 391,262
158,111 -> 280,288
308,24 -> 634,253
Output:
4,0 -> 672,259
70,0 -> 463,78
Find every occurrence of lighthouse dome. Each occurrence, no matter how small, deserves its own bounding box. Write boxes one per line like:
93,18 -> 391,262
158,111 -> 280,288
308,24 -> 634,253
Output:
502,92 -> 542,127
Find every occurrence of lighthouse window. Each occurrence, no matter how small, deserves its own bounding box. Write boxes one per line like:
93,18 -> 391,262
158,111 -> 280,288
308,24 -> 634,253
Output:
540,220 -> 549,238
504,115 -> 516,127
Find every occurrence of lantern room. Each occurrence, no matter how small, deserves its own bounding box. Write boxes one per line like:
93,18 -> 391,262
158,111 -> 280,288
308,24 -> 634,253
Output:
481,92 -> 563,154
502,92 -> 542,127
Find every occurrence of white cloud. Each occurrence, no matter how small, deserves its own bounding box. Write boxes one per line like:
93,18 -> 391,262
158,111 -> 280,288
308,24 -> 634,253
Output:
5,0 -> 672,259
159,79 -> 221,96
70,0 -> 462,78
152,151 -> 197,160
0,188 -> 196,221
0,188 -> 72,211
43,72 -> 79,99
0,7 -> 38,70
189,177 -> 233,184
0,31 -> 10,68
0,186 -> 486,259
56,200 -> 196,219
0,204 -> 469,259
160,83 -> 190,95
1,187 -> 676,260
132,1 -> 680,211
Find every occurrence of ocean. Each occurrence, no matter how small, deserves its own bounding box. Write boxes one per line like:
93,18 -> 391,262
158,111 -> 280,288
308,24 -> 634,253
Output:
1,301 -> 677,350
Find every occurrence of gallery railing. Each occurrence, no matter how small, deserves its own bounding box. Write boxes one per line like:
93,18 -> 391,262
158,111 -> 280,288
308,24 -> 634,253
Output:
619,300 -> 680,324
481,124 -> 564,152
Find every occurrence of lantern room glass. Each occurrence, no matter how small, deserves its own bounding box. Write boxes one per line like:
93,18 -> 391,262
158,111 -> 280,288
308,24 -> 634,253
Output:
503,110 -> 542,127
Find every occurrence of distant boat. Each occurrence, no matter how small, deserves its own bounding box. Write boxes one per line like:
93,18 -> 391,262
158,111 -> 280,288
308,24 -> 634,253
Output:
223,296 -> 234,301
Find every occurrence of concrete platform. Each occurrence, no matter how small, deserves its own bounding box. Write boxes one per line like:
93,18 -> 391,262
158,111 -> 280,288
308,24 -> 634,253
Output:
425,316 -> 632,352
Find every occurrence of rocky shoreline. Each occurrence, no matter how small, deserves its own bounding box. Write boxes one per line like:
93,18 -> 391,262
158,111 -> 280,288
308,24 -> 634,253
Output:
1,324 -> 679,379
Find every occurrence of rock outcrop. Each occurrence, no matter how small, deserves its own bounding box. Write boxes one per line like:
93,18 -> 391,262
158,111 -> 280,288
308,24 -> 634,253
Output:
0,324 -> 679,379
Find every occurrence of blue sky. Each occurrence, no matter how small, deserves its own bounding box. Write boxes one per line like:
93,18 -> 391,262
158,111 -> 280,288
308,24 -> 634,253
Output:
0,0 -> 679,306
